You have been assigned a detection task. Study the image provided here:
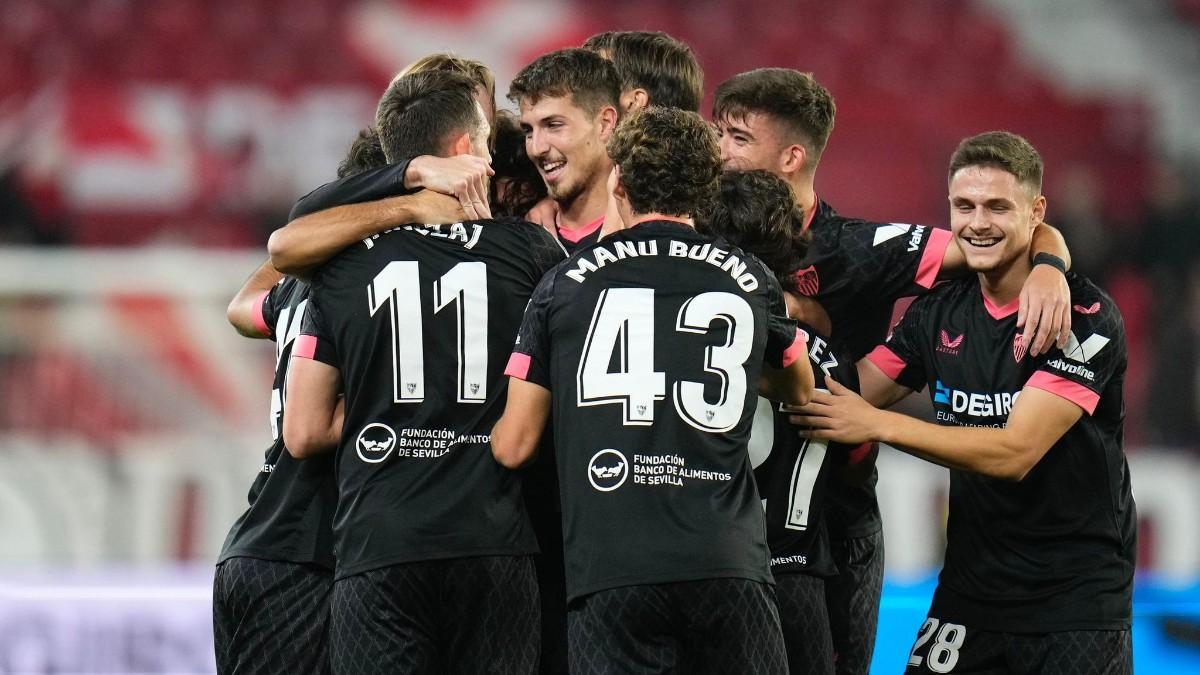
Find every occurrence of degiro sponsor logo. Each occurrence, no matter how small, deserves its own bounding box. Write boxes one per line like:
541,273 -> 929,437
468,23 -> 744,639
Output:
934,381 -> 1020,417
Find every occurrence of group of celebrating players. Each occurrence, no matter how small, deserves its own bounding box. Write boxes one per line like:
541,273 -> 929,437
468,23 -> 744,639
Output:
211,29 -> 1136,675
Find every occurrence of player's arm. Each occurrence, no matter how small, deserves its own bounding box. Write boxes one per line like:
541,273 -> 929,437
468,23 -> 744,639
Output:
226,259 -> 283,338
940,222 -> 1072,357
282,356 -> 344,459
759,329 -> 815,406
794,378 -> 1081,481
268,155 -> 492,277
268,190 -> 466,277
491,378 -> 552,469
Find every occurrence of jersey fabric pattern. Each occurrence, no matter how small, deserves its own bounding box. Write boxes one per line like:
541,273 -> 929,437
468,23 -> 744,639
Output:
218,276 -> 337,568
506,220 -> 805,601
753,327 -> 858,579
567,578 -> 788,675
867,272 -> 1135,632
905,618 -> 1131,675
299,217 -> 564,579
795,200 -> 951,540
212,557 -> 333,675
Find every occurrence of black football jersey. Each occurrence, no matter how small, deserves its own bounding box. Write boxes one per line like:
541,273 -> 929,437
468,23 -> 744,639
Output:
866,272 -> 1135,631
288,159 -> 414,221
749,327 -> 859,578
555,215 -> 603,256
299,217 -> 565,579
795,200 -> 953,539
218,277 -> 337,568
506,221 -> 806,601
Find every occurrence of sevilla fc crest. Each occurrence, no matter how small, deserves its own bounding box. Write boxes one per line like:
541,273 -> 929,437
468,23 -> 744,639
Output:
793,265 -> 819,297
1013,334 -> 1028,363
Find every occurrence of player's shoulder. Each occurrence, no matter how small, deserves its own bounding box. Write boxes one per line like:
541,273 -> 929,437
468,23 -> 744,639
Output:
1065,272 -> 1125,335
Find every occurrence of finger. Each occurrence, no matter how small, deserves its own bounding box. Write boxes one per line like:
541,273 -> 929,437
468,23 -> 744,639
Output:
468,174 -> 492,220
826,377 -> 848,395
1057,303 -> 1071,349
1032,303 -> 1056,356
1021,310 -> 1038,357
788,414 -> 829,427
1016,288 -> 1028,329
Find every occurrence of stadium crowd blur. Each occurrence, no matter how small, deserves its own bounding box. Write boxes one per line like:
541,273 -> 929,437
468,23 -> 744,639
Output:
1,0 -> 1199,451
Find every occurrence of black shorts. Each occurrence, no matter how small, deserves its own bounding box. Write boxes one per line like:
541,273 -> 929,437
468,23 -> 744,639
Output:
904,615 -> 1132,675
567,578 -> 787,675
212,557 -> 333,675
776,573 -> 834,675
825,530 -> 884,675
329,555 -> 540,675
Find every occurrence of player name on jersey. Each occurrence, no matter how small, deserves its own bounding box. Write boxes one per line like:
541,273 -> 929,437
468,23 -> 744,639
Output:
563,239 -> 761,291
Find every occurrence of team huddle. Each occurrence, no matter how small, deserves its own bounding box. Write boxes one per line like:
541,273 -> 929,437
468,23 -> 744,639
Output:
213,31 -> 1136,675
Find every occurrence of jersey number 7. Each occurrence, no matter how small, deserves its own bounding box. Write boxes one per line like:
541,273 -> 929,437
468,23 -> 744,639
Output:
577,287 -> 754,433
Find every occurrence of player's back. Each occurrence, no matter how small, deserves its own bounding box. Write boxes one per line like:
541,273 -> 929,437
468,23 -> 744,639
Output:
514,220 -> 803,600
304,217 -> 564,578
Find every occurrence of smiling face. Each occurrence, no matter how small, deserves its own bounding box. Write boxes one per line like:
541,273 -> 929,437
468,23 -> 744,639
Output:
714,111 -> 787,174
948,165 -> 1046,274
519,93 -> 614,209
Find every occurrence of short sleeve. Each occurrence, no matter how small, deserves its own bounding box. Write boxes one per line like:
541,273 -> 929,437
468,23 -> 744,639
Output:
864,294 -> 930,390
504,271 -> 555,389
258,277 -> 299,341
294,295 -> 339,366
760,267 -> 807,368
1025,294 -> 1125,415
842,221 -> 953,299
520,218 -> 568,277
288,157 -> 415,221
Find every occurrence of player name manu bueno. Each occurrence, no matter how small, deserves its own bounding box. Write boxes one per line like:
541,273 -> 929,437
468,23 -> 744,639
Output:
565,240 -> 761,291
362,222 -> 484,250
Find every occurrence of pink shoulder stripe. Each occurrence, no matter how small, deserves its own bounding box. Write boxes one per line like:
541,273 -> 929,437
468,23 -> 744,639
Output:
915,227 -> 953,289
1025,371 -> 1100,415
293,335 -> 318,360
781,328 -> 809,368
252,291 -> 271,337
505,352 -> 532,380
866,345 -> 907,381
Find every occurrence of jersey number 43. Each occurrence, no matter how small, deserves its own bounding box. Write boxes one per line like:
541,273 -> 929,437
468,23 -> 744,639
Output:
577,287 -> 754,433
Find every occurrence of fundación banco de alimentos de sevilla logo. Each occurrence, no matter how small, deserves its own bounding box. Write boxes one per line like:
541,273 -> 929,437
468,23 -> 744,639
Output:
588,449 -> 628,492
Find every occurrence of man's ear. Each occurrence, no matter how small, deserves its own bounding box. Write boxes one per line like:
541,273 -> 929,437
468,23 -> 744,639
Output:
608,165 -> 625,201
450,131 -> 471,156
596,105 -> 620,141
779,143 -> 809,176
620,89 -> 650,113
1032,194 -> 1047,225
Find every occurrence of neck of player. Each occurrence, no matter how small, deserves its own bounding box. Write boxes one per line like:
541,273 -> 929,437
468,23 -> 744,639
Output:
788,174 -> 817,226
979,248 -> 1033,308
558,172 -> 612,231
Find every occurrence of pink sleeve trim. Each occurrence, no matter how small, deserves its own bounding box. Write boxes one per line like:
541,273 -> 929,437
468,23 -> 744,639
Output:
780,328 -> 809,368
252,291 -> 271,337
505,352 -> 532,380
1025,371 -> 1100,415
915,227 -> 953,289
847,442 -> 873,466
293,335 -> 318,360
866,345 -> 907,381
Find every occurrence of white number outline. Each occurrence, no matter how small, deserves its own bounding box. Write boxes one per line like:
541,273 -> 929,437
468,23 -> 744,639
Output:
673,292 -> 754,432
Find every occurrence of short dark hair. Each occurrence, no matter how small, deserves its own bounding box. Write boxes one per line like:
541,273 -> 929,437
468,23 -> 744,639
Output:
698,170 -> 811,289
713,68 -> 836,168
399,53 -> 495,103
508,48 -> 620,116
583,31 -> 703,113
337,127 -> 387,179
375,70 -> 482,163
948,131 -> 1044,192
607,107 -> 720,217
489,110 -> 548,218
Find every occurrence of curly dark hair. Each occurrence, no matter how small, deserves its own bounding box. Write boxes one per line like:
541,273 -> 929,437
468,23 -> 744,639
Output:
336,127 -> 388,178
508,48 -> 620,116
698,170 -> 810,291
489,110 -> 548,218
713,68 -> 836,169
606,107 -> 720,218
